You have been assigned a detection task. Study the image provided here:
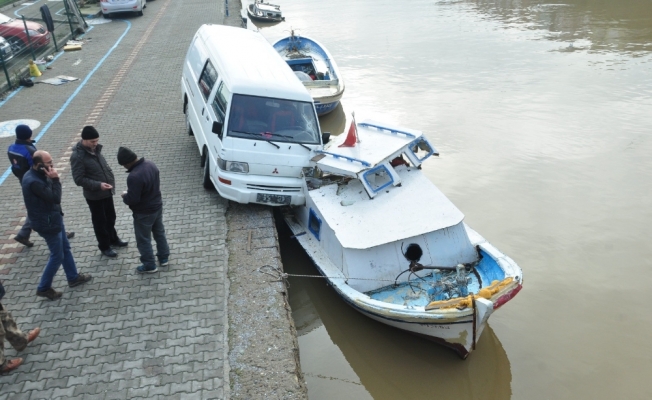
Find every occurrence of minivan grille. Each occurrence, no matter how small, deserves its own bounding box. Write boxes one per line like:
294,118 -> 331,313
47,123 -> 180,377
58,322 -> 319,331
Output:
247,184 -> 301,193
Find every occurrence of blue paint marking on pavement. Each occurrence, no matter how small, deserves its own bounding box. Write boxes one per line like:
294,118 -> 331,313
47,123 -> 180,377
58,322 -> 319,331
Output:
0,22 -> 130,186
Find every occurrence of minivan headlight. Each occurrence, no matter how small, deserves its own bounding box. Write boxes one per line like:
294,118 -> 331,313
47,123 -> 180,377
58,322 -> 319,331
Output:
217,157 -> 248,173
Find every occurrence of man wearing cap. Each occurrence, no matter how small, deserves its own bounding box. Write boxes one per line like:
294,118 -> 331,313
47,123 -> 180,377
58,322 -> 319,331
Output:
22,150 -> 93,300
70,126 -> 128,258
117,147 -> 169,274
7,125 -> 38,247
7,125 -> 74,248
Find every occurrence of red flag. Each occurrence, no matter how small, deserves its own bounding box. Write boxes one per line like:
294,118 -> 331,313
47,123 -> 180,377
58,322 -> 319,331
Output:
339,121 -> 358,147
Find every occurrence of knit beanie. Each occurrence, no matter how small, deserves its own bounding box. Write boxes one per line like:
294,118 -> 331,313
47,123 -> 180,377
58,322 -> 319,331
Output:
81,126 -> 99,140
117,147 -> 137,166
15,124 -> 32,140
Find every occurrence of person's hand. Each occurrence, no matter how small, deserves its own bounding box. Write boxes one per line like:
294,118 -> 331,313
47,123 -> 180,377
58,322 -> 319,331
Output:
44,166 -> 59,179
100,182 -> 113,191
121,191 -> 127,198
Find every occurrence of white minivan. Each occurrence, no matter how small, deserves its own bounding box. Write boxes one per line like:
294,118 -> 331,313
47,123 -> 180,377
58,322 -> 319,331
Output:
182,24 -> 328,206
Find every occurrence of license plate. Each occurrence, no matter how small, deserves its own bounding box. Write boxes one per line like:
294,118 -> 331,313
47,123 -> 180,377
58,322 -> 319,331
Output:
256,193 -> 291,205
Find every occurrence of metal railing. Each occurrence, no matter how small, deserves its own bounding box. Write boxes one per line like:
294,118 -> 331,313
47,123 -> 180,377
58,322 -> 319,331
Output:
0,0 -> 88,92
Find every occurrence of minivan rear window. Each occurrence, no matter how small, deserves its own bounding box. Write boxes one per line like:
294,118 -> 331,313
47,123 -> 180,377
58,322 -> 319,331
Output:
226,94 -> 320,145
198,60 -> 218,101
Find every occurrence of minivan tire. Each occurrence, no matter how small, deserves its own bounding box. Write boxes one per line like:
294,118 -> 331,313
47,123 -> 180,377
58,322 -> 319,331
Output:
202,154 -> 214,190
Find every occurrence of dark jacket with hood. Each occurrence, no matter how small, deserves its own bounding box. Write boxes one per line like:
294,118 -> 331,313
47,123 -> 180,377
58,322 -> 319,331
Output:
70,141 -> 116,201
122,158 -> 163,214
21,168 -> 64,234
7,138 -> 37,182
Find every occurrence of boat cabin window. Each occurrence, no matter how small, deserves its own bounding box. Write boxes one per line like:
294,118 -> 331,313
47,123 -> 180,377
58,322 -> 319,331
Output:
198,60 -> 219,101
409,138 -> 435,163
226,94 -> 321,144
308,209 -> 321,240
362,165 -> 394,194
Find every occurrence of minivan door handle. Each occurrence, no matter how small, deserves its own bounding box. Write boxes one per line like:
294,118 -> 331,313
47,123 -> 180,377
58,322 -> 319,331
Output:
201,107 -> 205,116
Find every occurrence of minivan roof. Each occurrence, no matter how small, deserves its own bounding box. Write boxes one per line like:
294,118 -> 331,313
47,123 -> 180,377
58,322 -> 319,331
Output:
197,25 -> 313,103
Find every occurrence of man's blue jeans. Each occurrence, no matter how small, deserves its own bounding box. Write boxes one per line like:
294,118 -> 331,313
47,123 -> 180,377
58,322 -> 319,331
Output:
133,209 -> 169,269
38,223 -> 79,292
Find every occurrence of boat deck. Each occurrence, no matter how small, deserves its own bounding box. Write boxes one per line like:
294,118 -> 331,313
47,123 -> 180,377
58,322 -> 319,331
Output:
366,271 -> 482,308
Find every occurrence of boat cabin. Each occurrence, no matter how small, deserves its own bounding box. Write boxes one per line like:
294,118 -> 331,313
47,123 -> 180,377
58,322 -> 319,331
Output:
292,121 -> 484,294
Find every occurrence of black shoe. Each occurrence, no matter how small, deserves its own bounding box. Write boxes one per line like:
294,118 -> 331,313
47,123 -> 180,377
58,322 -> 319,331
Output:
111,239 -> 129,248
36,288 -> 62,300
14,236 -> 34,248
66,232 -> 75,239
102,249 -> 117,258
68,273 -> 92,288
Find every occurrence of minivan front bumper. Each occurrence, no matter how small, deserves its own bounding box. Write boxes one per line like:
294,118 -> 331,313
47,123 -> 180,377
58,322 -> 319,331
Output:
214,170 -> 305,206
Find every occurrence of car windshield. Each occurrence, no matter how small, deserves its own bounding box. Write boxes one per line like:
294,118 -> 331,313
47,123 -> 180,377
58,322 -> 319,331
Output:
226,94 -> 320,145
0,13 -> 12,24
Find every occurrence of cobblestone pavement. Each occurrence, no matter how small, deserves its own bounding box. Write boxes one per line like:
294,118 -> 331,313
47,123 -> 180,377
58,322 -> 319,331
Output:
0,0 -> 248,398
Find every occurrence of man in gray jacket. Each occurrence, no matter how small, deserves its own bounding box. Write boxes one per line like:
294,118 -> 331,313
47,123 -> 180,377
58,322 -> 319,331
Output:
70,126 -> 128,258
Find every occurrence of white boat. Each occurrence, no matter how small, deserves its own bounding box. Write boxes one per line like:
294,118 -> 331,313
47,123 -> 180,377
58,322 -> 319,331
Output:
282,119 -> 523,358
273,32 -> 345,116
247,0 -> 284,23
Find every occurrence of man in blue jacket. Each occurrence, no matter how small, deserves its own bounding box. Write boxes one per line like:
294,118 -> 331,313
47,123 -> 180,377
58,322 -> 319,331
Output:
7,125 -> 38,247
7,125 -> 74,247
117,147 -> 169,274
22,150 -> 92,300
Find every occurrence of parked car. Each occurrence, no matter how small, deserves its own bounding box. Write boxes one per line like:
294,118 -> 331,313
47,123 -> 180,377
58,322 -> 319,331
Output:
100,0 -> 146,18
0,36 -> 14,63
0,12 -> 51,53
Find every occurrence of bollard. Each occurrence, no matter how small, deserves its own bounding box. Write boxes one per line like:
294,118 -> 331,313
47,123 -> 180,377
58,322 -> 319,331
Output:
21,15 -> 36,61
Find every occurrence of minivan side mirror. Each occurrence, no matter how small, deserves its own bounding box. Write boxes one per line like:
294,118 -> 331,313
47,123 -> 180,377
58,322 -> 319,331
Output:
212,121 -> 223,139
321,132 -> 331,145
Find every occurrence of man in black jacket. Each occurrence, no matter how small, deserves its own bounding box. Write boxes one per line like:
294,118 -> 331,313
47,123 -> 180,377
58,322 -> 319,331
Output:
7,125 -> 37,247
118,147 -> 169,274
70,126 -> 127,258
8,125 -> 74,248
22,151 -> 92,300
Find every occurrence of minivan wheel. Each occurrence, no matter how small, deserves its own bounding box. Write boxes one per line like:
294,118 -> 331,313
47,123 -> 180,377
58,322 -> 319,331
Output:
202,154 -> 214,190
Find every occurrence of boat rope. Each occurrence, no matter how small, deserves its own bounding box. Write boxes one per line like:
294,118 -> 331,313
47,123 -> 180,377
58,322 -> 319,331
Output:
471,295 -> 477,350
258,265 -> 398,288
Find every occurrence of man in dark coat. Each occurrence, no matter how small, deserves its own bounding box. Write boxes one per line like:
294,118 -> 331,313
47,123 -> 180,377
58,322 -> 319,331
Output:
0,281 -> 40,374
7,125 -> 37,247
22,150 -> 92,300
70,126 -> 128,258
117,147 -> 169,274
8,125 -> 75,248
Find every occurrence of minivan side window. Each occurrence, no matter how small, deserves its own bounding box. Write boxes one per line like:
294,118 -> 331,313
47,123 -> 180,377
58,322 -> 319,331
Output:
198,60 -> 218,101
211,82 -> 230,122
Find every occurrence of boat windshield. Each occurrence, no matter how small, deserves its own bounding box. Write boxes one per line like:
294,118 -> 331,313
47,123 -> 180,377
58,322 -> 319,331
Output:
226,94 -> 320,145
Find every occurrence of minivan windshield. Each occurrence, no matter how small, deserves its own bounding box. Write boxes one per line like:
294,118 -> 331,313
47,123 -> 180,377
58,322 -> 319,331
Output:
226,94 -> 320,145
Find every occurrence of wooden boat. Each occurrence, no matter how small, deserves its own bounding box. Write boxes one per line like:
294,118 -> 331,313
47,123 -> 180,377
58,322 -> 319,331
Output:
273,32 -> 345,116
247,0 -> 284,23
282,118 -> 523,358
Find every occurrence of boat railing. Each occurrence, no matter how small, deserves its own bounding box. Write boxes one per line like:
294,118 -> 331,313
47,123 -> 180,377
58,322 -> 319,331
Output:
358,123 -> 417,138
303,79 -> 340,88
314,150 -> 370,167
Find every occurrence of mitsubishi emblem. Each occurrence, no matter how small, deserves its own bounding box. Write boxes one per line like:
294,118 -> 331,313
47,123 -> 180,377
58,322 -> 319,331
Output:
272,168 -> 279,174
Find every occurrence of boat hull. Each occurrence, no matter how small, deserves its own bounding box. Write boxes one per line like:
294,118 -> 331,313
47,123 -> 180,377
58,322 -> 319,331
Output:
273,35 -> 345,116
247,4 -> 284,22
314,100 -> 340,116
282,209 -> 521,358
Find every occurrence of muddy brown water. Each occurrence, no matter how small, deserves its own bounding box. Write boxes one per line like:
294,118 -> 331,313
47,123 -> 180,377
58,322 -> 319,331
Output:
260,1 -> 652,398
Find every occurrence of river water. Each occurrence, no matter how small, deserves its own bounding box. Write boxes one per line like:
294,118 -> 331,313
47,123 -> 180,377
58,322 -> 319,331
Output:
252,1 -> 652,399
